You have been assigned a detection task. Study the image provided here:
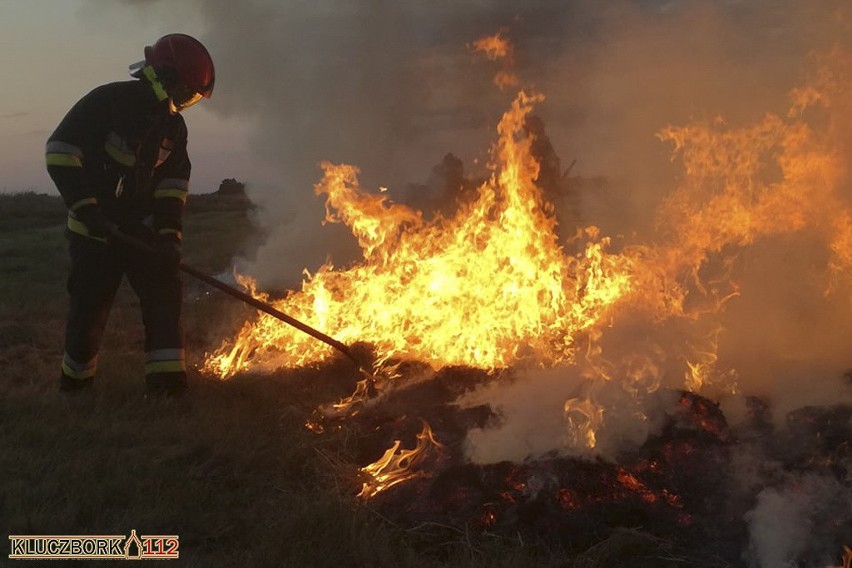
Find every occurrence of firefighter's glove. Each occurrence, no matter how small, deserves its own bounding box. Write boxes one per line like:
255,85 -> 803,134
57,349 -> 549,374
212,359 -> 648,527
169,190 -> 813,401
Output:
156,237 -> 182,270
75,204 -> 112,241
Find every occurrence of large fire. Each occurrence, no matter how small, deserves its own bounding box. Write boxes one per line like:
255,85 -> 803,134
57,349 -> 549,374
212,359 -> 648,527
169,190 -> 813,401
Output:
204,41 -> 852,458
205,90 -> 633,377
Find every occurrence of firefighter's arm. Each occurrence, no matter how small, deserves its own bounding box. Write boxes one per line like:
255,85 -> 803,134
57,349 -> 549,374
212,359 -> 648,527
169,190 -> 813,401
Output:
45,88 -> 110,240
151,121 -> 190,247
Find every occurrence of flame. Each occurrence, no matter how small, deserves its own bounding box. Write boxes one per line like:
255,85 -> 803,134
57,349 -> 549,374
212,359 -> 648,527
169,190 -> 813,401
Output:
470,32 -> 512,60
564,396 -> 605,449
206,91 -> 633,378
684,325 -> 738,393
206,45 -> 852,454
357,422 -> 444,499
828,545 -> 852,568
470,31 -> 518,89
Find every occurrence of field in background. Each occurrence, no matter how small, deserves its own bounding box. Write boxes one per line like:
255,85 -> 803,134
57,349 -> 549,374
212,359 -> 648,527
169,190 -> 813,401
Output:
0,192 -> 690,567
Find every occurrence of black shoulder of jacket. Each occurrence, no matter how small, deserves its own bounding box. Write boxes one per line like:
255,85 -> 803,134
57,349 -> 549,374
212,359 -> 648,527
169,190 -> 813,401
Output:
50,80 -> 186,143
70,80 -> 158,111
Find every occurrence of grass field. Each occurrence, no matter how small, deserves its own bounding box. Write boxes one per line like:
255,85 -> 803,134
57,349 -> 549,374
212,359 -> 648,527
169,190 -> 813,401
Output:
0,191 -> 625,568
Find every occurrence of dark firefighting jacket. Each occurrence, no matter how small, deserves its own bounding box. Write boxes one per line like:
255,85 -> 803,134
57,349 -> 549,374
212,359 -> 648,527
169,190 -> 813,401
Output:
46,79 -> 190,242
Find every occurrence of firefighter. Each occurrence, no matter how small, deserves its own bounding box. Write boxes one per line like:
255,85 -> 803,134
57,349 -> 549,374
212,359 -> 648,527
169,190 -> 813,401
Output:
46,33 -> 215,396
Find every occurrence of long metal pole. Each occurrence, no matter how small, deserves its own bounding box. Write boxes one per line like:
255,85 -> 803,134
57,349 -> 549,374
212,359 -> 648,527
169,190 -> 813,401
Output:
178,262 -> 355,358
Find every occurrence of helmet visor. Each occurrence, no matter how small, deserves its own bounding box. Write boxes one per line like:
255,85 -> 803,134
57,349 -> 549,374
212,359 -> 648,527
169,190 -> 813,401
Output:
169,85 -> 204,113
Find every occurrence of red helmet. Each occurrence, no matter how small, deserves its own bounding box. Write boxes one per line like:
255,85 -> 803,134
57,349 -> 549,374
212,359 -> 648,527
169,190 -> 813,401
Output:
144,33 -> 215,111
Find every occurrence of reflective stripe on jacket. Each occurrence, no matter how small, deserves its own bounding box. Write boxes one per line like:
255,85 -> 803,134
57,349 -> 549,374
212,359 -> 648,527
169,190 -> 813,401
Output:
46,80 -> 190,241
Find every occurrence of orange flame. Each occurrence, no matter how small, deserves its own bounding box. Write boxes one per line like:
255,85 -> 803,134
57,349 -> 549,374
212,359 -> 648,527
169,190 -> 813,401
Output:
357,422 -> 444,499
471,32 -> 512,60
827,545 -> 852,568
205,46 -> 852,453
470,31 -> 518,89
205,91 -> 632,378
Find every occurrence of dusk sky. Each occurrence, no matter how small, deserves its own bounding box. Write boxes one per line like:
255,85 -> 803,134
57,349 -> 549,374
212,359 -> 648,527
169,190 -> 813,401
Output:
0,0 -> 255,194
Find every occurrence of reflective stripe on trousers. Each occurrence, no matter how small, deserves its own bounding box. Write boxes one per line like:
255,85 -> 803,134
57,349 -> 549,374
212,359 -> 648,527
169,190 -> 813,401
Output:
61,351 -> 97,380
145,348 -> 186,375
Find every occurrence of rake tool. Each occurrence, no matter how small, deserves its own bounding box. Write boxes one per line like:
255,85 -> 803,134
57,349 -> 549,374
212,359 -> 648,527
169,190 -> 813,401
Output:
108,227 -> 375,380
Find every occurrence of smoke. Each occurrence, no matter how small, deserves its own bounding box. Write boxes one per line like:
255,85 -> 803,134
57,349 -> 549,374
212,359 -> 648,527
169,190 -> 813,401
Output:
95,0 -> 851,272
745,480 -> 815,567
459,365 -> 675,464
185,0 -> 529,286
743,473 -> 852,567
460,368 -> 587,464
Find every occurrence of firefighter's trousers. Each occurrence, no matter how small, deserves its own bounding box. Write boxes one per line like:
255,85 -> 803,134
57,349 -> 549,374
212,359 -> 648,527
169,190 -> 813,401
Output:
60,232 -> 186,393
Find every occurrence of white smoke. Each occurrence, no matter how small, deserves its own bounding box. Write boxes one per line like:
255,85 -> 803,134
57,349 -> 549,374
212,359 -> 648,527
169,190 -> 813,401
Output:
460,367 -> 589,464
745,475 -> 851,568
459,365 -> 679,464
